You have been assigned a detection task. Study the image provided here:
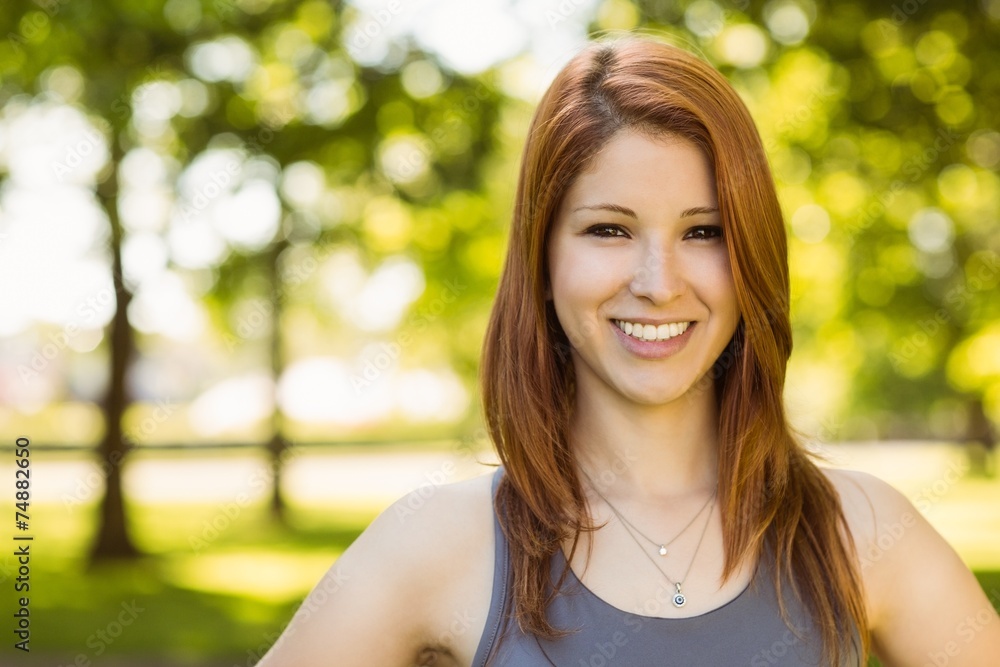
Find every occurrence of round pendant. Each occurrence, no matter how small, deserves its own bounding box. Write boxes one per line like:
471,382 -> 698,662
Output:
672,592 -> 686,608
658,545 -> 667,556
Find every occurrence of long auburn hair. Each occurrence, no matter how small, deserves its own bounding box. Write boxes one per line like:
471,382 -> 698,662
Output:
480,35 -> 869,665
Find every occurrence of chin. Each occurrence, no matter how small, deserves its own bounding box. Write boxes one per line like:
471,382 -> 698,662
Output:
619,383 -> 692,407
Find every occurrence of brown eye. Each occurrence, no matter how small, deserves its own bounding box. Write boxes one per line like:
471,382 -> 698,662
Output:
586,224 -> 629,238
685,225 -> 723,240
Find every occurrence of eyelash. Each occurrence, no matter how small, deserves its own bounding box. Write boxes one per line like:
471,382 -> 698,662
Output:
687,225 -> 724,241
584,224 -> 723,240
584,224 -> 628,238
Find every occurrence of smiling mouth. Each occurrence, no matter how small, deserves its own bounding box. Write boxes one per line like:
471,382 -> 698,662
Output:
613,320 -> 692,342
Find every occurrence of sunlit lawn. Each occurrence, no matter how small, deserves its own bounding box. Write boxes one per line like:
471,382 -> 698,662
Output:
8,463 -> 1000,666
10,499 -> 373,666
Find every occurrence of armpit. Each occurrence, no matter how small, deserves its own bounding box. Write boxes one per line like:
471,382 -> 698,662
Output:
413,644 -> 460,667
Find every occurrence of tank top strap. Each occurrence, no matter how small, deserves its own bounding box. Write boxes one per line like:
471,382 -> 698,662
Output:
471,466 -> 510,666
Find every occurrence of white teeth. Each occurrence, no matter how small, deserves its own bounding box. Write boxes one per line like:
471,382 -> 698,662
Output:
615,320 -> 690,342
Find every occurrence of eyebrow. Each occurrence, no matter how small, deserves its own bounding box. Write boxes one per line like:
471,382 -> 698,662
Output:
572,203 -> 719,218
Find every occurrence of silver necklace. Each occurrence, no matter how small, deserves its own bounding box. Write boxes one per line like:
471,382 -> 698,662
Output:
580,469 -> 716,557
581,471 -> 717,608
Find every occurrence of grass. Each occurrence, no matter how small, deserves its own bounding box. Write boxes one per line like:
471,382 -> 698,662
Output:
4,500 -> 372,666
5,467 -> 999,665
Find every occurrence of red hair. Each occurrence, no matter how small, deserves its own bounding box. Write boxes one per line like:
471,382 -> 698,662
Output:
480,35 -> 868,664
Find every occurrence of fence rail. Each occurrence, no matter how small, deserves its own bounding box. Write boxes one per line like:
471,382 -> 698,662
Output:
0,436 -> 476,453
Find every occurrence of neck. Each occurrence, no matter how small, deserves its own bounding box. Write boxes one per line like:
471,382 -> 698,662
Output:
569,383 -> 720,502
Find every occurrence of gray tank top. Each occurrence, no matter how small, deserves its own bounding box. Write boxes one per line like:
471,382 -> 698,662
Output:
472,467 -> 860,666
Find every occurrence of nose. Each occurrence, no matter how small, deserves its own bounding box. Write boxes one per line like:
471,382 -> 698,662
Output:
629,245 -> 687,303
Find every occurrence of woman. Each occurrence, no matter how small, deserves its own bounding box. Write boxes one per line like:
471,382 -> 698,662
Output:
260,36 -> 1000,666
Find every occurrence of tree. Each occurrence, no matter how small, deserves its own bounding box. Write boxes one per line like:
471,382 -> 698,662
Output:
628,0 -> 1000,451
0,0 -> 508,557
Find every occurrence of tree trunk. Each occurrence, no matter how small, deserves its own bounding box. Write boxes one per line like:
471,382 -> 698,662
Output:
267,238 -> 290,521
967,397 -> 996,478
91,134 -> 139,561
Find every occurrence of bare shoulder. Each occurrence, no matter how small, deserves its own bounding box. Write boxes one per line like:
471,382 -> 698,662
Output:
355,469 -> 498,598
819,466 -> 1000,667
259,469 -> 499,666
377,467 -> 498,559
818,466 -> 954,576
818,467 -> 911,544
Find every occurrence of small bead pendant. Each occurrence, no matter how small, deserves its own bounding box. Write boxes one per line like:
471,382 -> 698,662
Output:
672,583 -> 686,608
658,545 -> 667,556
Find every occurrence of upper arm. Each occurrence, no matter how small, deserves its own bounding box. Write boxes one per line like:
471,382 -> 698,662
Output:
828,468 -> 1000,667
257,482 -> 486,666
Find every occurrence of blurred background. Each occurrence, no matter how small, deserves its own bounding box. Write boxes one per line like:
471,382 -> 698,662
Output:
0,0 -> 997,664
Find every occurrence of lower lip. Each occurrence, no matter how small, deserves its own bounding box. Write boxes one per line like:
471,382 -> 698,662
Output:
612,321 -> 696,359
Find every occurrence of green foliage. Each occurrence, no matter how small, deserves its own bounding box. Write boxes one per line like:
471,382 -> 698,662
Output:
8,0 -> 993,443
4,0 -> 999,658
628,0 -> 1000,443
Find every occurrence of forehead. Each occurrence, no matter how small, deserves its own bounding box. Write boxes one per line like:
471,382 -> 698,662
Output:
559,130 -> 718,215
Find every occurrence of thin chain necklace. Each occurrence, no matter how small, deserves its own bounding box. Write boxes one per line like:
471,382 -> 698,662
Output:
581,471 -> 717,609
580,469 -> 717,557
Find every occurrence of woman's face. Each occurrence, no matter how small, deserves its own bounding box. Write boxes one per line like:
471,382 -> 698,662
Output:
546,129 -> 740,408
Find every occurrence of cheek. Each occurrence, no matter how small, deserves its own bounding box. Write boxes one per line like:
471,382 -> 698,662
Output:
550,246 -> 618,303
547,249 -> 582,327
691,253 -> 738,314
549,251 -> 626,340
549,267 -> 594,326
